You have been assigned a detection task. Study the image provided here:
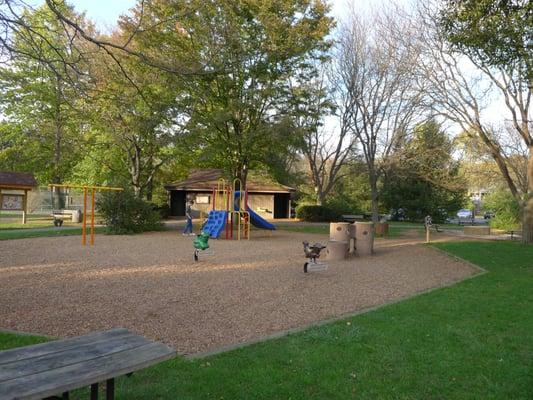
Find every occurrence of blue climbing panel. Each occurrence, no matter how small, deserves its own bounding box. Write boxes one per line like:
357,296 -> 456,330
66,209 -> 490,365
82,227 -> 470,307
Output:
202,210 -> 228,239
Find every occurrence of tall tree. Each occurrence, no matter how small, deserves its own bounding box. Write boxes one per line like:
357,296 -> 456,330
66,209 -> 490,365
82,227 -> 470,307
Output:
382,120 -> 466,222
440,0 -> 532,81
335,6 -> 423,222
0,3 -> 93,189
120,0 -> 334,188
418,1 -> 532,243
293,63 -> 355,205
88,34 -> 185,199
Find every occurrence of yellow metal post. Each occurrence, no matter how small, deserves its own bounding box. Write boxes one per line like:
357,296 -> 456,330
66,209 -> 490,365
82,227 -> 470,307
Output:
82,187 -> 87,246
90,188 -> 95,246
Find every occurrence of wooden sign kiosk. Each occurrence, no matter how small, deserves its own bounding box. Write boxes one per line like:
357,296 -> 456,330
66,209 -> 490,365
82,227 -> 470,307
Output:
0,171 -> 38,224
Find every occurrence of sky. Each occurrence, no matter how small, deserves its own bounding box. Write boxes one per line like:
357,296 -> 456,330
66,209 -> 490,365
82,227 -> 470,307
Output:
66,0 -> 404,31
65,0 -> 133,31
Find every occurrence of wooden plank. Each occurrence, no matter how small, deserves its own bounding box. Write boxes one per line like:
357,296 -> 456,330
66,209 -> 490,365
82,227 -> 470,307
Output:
0,328 -> 131,365
0,341 -> 176,400
0,334 -> 151,382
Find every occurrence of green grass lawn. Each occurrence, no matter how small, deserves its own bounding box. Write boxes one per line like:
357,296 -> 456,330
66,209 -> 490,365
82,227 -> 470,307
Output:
275,221 -> 437,239
1,241 -> 532,399
0,220 -> 76,230
0,213 -> 76,230
276,223 -> 329,235
0,226 -> 107,240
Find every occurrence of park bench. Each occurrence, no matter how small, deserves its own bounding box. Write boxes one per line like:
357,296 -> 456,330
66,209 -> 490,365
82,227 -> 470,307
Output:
0,328 -> 176,400
507,230 -> 520,240
51,209 -> 81,226
341,214 -> 364,222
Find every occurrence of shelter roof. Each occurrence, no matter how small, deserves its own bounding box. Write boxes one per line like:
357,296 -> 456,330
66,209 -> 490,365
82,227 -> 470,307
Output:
165,169 -> 295,193
0,171 -> 38,190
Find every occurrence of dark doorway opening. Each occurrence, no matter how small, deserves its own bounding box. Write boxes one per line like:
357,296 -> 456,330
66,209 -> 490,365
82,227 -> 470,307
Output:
170,191 -> 186,216
273,193 -> 289,219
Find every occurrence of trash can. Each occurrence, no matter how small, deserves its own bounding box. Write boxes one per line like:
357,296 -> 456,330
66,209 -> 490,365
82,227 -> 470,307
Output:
354,221 -> 374,256
375,222 -> 389,236
329,222 -> 351,242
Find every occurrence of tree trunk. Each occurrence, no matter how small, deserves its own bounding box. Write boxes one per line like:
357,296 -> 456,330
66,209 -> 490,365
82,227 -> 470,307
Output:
53,79 -> 64,209
52,130 -> 64,209
369,172 -> 379,223
523,145 -> 533,244
146,178 -> 153,202
130,143 -> 142,198
316,189 -> 325,206
235,162 -> 248,191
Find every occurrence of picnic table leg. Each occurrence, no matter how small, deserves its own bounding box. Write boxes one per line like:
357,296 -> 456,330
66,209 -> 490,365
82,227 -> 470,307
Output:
106,378 -> 115,400
91,383 -> 99,400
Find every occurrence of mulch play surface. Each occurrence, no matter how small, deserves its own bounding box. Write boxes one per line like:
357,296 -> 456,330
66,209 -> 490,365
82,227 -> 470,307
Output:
0,230 -> 477,355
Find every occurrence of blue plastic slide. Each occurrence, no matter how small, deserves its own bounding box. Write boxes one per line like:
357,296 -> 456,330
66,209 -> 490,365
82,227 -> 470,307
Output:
234,191 -> 276,230
202,210 -> 228,238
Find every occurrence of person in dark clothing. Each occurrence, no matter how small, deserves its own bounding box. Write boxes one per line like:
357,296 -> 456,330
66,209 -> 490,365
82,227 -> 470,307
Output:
182,200 -> 195,236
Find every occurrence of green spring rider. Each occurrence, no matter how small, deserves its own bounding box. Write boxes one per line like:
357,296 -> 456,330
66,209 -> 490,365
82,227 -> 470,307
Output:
193,232 -> 210,261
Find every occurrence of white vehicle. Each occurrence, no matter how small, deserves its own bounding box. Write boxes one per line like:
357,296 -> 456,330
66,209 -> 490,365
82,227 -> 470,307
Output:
457,209 -> 473,219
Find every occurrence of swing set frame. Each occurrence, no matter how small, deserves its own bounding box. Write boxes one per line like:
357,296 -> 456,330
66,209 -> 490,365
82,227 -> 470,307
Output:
48,184 -> 123,246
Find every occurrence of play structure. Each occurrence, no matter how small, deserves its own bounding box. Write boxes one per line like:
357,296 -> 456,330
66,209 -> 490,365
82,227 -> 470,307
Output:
48,184 -> 123,246
302,241 -> 327,273
200,178 -> 276,240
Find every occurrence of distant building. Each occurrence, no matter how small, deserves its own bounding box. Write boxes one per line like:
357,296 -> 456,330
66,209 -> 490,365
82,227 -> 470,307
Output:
164,169 -> 295,219
468,188 -> 491,212
0,171 -> 38,223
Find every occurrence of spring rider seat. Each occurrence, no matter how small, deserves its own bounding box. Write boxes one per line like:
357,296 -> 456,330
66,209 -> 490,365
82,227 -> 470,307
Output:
193,232 -> 210,261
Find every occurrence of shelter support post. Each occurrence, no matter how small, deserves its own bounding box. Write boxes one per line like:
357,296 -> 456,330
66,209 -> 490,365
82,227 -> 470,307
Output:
22,189 -> 28,224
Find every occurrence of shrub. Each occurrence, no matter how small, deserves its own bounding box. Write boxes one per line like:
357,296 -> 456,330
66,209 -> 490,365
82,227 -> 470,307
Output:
325,197 -> 362,217
490,212 -> 520,231
483,190 -> 521,231
97,190 -> 163,234
151,203 -> 171,219
296,204 -> 341,222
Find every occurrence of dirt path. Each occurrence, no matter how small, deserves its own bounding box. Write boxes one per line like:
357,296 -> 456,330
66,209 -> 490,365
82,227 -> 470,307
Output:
0,230 -> 477,355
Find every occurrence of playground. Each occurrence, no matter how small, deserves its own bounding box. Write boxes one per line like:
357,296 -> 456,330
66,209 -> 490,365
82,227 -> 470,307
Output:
0,229 -> 478,355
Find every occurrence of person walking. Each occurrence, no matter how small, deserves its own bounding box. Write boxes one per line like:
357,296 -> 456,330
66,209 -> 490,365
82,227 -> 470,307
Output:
182,200 -> 195,236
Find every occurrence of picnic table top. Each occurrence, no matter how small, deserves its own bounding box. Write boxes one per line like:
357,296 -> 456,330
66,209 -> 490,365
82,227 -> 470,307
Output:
0,328 -> 176,400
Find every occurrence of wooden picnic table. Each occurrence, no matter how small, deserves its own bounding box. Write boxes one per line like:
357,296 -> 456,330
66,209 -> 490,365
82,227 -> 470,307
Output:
0,328 -> 176,400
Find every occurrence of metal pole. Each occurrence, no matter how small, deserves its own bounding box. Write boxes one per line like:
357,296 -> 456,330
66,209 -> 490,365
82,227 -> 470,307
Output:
82,188 -> 87,246
228,189 -> 233,239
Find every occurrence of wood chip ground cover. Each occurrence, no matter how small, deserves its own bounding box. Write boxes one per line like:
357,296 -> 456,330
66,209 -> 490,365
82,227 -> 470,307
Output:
0,231 -> 477,355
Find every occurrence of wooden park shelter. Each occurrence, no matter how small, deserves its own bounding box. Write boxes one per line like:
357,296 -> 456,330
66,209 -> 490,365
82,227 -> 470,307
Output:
165,169 -> 295,219
0,171 -> 38,224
